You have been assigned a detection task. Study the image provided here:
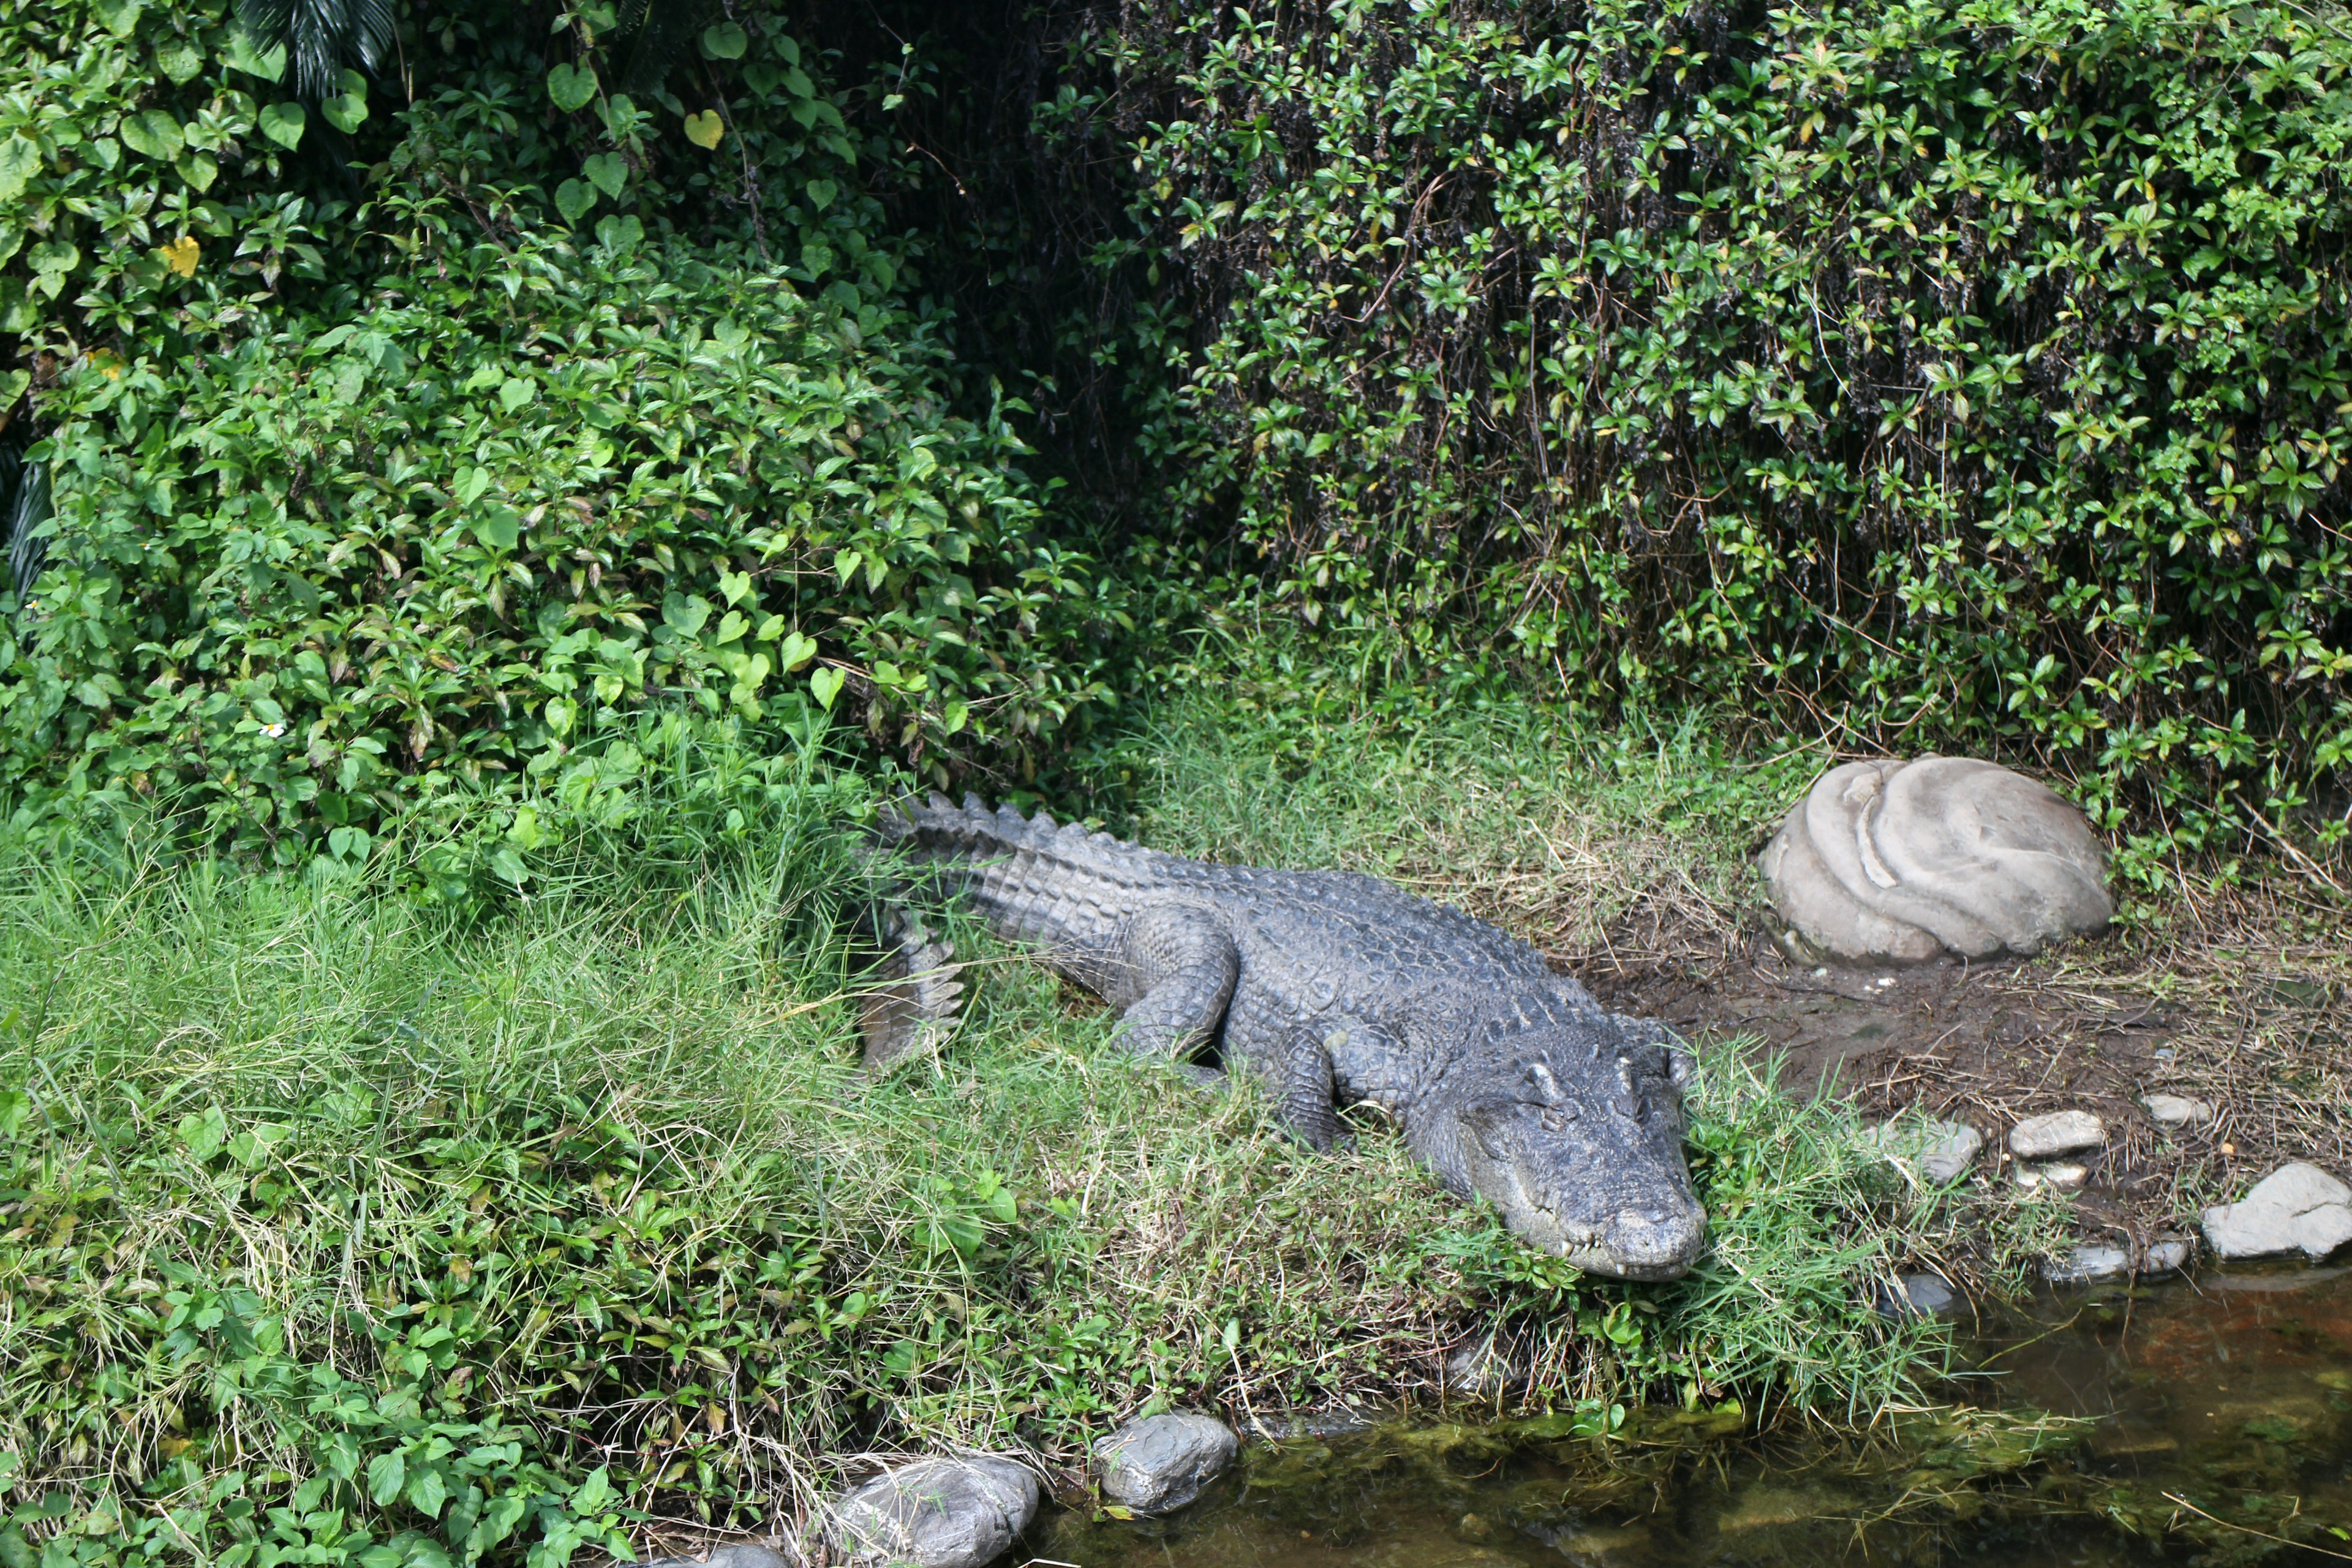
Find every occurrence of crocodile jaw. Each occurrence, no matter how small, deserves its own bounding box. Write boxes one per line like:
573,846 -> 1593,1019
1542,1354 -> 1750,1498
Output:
1464,1140 -> 1707,1281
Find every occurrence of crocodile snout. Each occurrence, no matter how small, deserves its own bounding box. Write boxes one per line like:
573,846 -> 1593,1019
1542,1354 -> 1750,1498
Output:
1591,1202 -> 1707,1281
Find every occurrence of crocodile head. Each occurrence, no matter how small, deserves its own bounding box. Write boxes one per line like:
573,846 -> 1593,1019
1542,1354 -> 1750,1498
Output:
1428,1025 -> 1705,1280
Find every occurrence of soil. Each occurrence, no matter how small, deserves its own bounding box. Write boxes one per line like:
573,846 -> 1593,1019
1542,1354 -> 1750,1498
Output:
1564,883 -> 2350,1249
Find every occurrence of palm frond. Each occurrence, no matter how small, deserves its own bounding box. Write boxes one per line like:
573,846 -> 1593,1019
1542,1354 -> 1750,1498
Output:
233,0 -> 396,104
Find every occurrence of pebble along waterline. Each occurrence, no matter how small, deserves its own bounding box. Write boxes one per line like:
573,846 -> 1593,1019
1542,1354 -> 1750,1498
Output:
1039,1268 -> 2352,1566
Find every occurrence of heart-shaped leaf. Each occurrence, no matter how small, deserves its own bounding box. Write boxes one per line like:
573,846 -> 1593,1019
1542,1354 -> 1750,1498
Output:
0,137 -> 36,203
321,89 -> 367,134
582,152 -> 628,198
158,236 -> 199,277
701,21 -> 748,58
809,666 -> 845,711
594,214 -> 643,253
454,466 -> 492,507
548,61 -> 598,113
554,178 -> 595,224
497,376 -> 534,412
258,102 -> 306,149
805,178 -> 837,210
775,631 -> 818,672
684,110 -> 725,149
176,151 -> 216,192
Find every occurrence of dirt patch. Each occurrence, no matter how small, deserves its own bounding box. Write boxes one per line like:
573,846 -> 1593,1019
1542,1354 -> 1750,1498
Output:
1561,883 -> 2350,1246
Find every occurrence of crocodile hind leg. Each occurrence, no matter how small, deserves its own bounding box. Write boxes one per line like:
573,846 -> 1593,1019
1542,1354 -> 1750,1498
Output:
1270,1025 -> 1346,1152
1104,905 -> 1240,1066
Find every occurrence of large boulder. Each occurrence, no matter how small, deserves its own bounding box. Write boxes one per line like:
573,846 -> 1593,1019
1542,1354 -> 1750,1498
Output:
1090,1413 -> 1240,1514
1758,757 -> 2112,963
825,1457 -> 1039,1568
2203,1163 -> 2352,1262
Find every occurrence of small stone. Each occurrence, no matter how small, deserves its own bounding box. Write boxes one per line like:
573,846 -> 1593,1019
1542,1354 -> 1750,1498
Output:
826,1457 -> 1038,1568
1867,1118 -> 1982,1183
641,1546 -> 796,1568
2203,1163 -> 2352,1262
1090,1413 -> 1238,1515
2046,1245 -> 2132,1284
1444,1338 -> 1518,1398
2143,1093 -> 2213,1128
2016,1161 -> 2088,1192
2010,1110 -> 2106,1161
2143,1239 -> 2193,1273
1898,1273 -> 1961,1316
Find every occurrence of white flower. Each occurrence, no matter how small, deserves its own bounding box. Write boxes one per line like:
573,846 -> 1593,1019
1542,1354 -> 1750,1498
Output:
262,722 -> 287,739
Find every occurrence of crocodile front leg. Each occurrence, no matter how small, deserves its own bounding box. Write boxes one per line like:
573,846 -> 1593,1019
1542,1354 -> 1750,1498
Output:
1107,905 -> 1240,1063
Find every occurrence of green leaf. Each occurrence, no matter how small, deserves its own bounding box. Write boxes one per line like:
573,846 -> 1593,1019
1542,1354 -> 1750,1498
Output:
93,0 -> 143,37
548,61 -> 598,113
809,666 -> 845,710
258,102 -> 306,150
571,1467 -> 612,1517
321,78 -> 368,134
28,241 -> 78,277
554,178 -> 596,223
157,39 -> 205,82
701,21 -> 748,59
497,376 -> 535,412
805,178 -> 837,211
0,1089 -> 31,1140
582,153 -> 628,199
119,111 -> 184,161
684,110 -> 725,149
594,214 -> 643,253
472,506 -> 521,552
366,1452 -> 405,1509
405,1468 -> 447,1520
0,138 -> 37,204
176,1106 -> 228,1160
454,466 -> 492,507
224,29 -> 287,81
176,151 -> 217,193
775,631 -> 817,672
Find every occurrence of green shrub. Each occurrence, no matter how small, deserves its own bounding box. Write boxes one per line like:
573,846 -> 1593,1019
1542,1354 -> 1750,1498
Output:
0,1 -> 1119,861
1112,0 -> 2352,862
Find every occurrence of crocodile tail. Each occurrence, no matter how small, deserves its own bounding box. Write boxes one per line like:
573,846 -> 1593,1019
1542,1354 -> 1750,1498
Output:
858,907 -> 965,1073
873,793 -> 1167,948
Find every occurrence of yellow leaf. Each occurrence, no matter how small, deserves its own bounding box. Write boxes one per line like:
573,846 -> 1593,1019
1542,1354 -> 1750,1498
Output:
160,235 -> 199,276
684,110 -> 725,149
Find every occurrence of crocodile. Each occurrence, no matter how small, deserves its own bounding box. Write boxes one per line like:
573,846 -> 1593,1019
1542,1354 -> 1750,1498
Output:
865,795 -> 1708,1281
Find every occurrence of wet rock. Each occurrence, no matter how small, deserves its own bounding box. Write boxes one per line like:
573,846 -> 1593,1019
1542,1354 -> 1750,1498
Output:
640,1545 -> 796,1568
2203,1163 -> 2352,1262
826,1457 -> 1038,1568
1443,1338 -> 1519,1399
2015,1161 -> 2089,1193
2010,1110 -> 2105,1161
1757,756 -> 2111,963
2143,1093 -> 2213,1128
1090,1413 -> 1238,1515
2046,1245 -> 2132,1284
2143,1238 -> 2193,1273
1876,1272 -> 1961,1317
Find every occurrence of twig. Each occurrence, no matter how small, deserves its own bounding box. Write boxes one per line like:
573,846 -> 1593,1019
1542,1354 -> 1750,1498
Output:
2163,1492 -> 2352,1562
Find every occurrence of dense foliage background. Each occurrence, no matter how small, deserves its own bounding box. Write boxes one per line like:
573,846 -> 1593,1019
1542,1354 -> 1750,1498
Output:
0,0 -> 1118,872
1087,0 -> 2352,855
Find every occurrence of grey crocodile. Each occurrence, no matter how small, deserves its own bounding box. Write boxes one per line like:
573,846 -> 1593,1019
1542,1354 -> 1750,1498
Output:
865,796 -> 1707,1281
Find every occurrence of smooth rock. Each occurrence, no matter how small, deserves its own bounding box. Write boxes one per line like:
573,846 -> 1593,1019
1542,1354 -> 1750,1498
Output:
2016,1161 -> 2088,1193
1757,756 -> 2111,963
2203,1163 -> 2352,1262
826,1457 -> 1038,1568
2143,1239 -> 2193,1273
1091,1413 -> 1238,1515
641,1546 -> 796,1568
2010,1110 -> 2106,1161
2046,1245 -> 2132,1284
2143,1093 -> 2213,1128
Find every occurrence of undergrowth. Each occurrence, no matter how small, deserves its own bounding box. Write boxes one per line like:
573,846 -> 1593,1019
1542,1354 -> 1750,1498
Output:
0,709 -> 2055,1566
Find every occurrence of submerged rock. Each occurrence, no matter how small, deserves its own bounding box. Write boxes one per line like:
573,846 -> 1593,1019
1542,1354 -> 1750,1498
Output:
2143,1238 -> 2193,1273
2046,1245 -> 2132,1284
1091,1413 -> 1239,1515
1868,1118 -> 1983,1184
1757,756 -> 2111,963
1877,1272 -> 1962,1317
2010,1110 -> 2105,1161
2203,1163 -> 2352,1262
826,1457 -> 1039,1568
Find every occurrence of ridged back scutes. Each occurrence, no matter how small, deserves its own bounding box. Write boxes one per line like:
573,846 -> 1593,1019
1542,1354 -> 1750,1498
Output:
878,793 -> 1173,892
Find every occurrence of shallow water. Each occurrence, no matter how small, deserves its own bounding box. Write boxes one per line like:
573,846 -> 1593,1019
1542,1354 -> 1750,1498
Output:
1046,1267 -> 2352,1566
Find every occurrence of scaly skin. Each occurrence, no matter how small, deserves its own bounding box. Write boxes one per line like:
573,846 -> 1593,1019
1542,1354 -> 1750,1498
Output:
876,795 -> 1707,1280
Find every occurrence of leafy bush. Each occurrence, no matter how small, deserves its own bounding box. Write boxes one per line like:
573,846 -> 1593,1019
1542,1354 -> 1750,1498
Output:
1111,0 -> 2352,861
0,0 -> 1118,861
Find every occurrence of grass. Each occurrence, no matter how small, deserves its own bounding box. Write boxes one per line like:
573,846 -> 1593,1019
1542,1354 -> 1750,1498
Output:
1,699 -> 2059,1568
